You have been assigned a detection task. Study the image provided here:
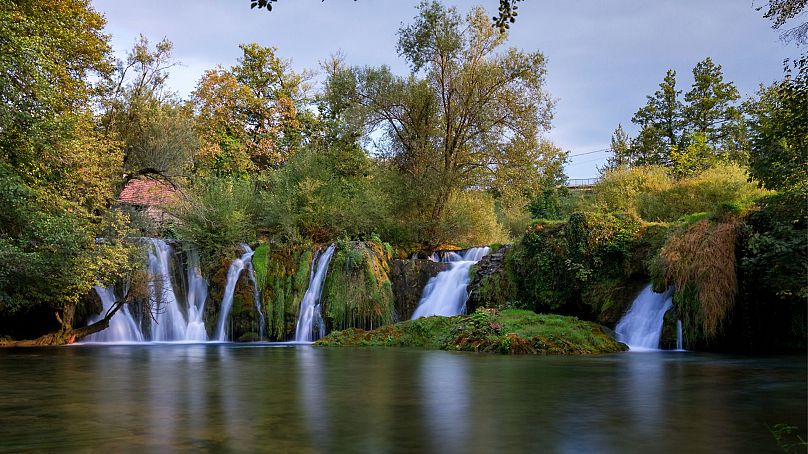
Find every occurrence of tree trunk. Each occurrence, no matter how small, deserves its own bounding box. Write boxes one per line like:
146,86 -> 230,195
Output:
0,301 -> 125,347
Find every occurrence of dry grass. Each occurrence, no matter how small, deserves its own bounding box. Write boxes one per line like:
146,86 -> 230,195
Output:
661,219 -> 739,337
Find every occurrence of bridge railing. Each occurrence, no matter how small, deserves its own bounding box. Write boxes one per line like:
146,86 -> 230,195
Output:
566,177 -> 601,187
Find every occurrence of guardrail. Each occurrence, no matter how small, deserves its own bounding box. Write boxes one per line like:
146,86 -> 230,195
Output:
566,178 -> 601,187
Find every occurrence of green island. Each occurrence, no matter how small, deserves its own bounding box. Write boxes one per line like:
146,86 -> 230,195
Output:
318,308 -> 627,354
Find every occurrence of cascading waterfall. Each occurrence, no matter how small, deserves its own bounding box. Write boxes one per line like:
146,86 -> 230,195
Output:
184,249 -> 209,342
294,244 -> 336,342
148,239 -> 190,341
215,245 -> 256,342
615,284 -> 674,351
411,247 -> 491,319
676,320 -> 684,351
85,286 -> 144,343
242,248 -> 265,340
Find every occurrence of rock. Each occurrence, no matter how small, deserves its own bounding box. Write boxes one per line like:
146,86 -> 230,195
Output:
466,245 -> 515,312
389,259 -> 448,320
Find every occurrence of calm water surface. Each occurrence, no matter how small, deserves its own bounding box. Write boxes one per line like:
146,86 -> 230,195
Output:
0,345 -> 804,453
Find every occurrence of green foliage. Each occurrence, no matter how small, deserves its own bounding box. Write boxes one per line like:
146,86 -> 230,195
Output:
0,0 -> 136,336
511,212 -> 642,316
317,308 -> 627,355
616,58 -> 746,172
591,166 -> 672,215
637,164 -> 768,221
254,242 -> 313,340
258,144 -> 392,242
746,62 -> 808,191
435,191 -> 509,247
173,176 -> 258,269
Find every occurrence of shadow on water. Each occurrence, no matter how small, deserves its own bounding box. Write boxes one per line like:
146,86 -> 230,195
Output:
0,345 -> 804,452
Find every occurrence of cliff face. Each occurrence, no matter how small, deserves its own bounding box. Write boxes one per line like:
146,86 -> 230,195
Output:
389,259 -> 448,321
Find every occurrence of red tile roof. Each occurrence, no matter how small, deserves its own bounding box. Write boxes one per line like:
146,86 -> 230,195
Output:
118,178 -> 177,207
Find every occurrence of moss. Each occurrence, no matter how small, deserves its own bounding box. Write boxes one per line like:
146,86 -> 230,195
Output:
255,241 -> 313,340
317,308 -> 627,355
321,241 -> 395,332
251,244 -> 269,291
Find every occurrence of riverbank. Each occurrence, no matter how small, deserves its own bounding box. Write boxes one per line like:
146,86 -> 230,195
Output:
316,308 -> 627,354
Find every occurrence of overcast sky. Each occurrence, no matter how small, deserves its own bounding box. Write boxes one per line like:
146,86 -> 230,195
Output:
92,0 -> 796,178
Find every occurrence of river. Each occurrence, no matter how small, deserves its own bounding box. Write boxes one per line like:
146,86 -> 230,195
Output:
0,346 -> 804,453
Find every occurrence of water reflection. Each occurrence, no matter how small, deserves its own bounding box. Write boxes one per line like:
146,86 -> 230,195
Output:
420,352 -> 470,453
0,346 -> 803,452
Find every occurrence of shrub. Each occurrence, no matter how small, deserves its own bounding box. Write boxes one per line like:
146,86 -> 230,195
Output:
590,165 -> 672,215
172,176 -> 258,269
436,191 -> 509,247
637,164 -> 768,221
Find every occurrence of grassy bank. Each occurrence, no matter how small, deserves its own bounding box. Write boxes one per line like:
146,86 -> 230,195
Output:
316,308 -> 627,355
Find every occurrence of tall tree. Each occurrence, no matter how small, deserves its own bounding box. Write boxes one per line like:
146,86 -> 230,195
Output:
683,57 -> 745,159
0,0 -> 132,341
335,1 -> 556,230
192,44 -> 309,174
601,124 -> 633,173
100,35 -> 197,183
631,69 -> 683,165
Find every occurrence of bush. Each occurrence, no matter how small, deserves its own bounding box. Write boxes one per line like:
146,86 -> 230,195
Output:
435,191 -> 509,247
172,176 -> 258,269
590,165 -> 672,215
258,144 -> 393,243
638,164 -> 768,221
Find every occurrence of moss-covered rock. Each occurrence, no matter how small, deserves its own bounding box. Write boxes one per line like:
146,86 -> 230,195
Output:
317,308 -> 627,355
466,245 -> 518,311
253,241 -> 313,341
389,259 -> 448,320
321,240 -> 396,332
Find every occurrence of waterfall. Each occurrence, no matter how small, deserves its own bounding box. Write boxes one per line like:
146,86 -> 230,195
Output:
85,286 -> 144,343
411,247 -> 491,319
295,244 -> 336,342
676,320 -> 684,351
147,239 -> 191,342
615,285 -> 674,351
242,247 -> 265,340
215,245 -> 255,342
184,249 -> 209,342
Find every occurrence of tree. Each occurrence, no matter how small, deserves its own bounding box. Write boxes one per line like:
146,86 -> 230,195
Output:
746,61 -> 808,191
631,70 -> 683,166
756,0 -> 807,45
683,57 -> 745,159
601,124 -> 633,173
100,35 -> 197,183
333,2 -> 556,240
192,44 -> 309,174
625,59 -> 746,174
0,0 -> 133,342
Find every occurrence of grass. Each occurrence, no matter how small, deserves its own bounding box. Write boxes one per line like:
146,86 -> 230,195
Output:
316,308 -> 627,355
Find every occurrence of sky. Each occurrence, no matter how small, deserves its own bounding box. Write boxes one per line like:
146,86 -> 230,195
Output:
91,0 -> 797,179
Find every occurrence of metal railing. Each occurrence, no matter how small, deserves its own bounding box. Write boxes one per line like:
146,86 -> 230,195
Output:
566,177 -> 601,187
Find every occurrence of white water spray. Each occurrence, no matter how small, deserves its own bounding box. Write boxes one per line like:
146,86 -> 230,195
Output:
411,247 -> 490,319
295,244 -> 336,342
85,286 -> 144,343
615,285 -> 674,351
215,246 -> 255,341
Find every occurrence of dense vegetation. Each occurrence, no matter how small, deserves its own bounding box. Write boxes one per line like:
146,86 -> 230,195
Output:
0,0 -> 804,352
